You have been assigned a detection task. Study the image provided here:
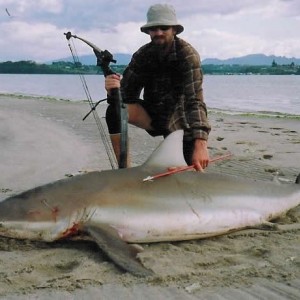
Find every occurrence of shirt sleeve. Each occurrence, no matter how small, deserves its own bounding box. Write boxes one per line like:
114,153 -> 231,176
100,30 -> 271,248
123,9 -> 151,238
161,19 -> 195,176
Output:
182,51 -> 211,140
120,54 -> 144,103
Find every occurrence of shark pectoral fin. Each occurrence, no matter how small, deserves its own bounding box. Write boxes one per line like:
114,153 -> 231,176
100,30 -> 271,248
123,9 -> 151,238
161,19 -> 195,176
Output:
83,224 -> 153,277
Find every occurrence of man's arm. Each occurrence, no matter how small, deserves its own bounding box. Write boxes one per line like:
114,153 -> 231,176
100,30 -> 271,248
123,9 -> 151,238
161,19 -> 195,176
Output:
192,138 -> 209,171
182,46 -> 211,170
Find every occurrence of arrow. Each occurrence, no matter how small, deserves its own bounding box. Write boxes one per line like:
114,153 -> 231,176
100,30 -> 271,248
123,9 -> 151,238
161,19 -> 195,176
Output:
143,153 -> 232,182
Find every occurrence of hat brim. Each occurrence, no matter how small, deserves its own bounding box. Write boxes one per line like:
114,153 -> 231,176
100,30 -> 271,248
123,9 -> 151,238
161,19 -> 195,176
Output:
140,23 -> 184,34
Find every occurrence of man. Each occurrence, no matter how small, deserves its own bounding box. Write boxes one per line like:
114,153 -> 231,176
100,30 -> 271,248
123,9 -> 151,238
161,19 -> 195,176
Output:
105,4 -> 211,171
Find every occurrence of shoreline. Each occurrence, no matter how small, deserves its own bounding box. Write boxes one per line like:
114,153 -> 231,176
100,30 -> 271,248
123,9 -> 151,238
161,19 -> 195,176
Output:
0,95 -> 300,299
2,92 -> 300,119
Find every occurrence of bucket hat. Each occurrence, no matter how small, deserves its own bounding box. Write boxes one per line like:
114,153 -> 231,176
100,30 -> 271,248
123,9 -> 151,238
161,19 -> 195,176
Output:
140,4 -> 184,34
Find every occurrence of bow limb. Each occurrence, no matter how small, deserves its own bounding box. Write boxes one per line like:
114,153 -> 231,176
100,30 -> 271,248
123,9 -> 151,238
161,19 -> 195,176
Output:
64,32 -> 128,168
64,32 -> 103,55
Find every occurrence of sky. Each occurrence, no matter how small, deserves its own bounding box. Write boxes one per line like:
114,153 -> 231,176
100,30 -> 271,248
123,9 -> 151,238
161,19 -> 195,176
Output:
0,0 -> 300,62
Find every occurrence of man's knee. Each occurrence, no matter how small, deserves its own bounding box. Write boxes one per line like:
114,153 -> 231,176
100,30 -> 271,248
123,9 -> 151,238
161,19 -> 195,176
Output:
106,104 -> 121,134
127,103 -> 153,130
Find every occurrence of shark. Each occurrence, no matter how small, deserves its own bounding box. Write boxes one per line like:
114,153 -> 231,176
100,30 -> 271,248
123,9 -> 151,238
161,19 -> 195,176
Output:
0,130 -> 299,276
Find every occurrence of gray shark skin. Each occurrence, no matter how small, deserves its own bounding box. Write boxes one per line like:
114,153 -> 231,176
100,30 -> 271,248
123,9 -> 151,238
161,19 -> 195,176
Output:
0,130 -> 299,276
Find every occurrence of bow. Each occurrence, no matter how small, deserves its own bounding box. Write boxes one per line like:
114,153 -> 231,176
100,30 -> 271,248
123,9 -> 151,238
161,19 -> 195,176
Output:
64,32 -> 128,169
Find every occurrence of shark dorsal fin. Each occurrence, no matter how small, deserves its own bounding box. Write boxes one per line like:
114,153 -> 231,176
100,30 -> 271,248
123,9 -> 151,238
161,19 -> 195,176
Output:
143,130 -> 187,170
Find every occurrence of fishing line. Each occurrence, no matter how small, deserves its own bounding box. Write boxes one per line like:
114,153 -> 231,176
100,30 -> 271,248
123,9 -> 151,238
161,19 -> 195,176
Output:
66,38 -> 118,169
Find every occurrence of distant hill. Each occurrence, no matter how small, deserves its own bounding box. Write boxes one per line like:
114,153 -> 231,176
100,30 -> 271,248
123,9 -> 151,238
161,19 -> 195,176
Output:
202,54 -> 300,66
51,53 -> 300,66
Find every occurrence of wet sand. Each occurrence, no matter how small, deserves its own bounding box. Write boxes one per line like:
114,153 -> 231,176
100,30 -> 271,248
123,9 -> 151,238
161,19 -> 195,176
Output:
0,95 -> 300,299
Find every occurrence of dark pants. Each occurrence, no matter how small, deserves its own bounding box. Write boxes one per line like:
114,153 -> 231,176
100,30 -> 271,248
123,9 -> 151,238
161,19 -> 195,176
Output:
182,140 -> 194,165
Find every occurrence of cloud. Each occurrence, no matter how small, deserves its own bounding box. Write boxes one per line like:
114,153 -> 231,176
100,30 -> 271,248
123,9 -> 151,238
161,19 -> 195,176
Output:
0,0 -> 299,61
180,1 -> 300,59
0,19 -> 68,61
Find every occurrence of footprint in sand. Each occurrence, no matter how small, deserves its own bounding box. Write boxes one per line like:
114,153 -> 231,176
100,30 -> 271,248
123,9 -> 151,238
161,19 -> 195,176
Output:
269,127 -> 284,130
236,141 -> 258,146
257,130 -> 269,133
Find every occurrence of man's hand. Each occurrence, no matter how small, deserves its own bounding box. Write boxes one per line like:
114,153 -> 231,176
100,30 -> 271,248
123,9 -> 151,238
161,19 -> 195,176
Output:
105,74 -> 121,95
192,139 -> 209,171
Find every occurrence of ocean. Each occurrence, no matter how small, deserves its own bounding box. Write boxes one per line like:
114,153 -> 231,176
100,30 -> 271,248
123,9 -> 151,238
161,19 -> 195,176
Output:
0,74 -> 300,116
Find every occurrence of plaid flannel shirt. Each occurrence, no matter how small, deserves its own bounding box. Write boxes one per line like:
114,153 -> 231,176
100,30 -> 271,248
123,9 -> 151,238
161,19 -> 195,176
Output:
121,37 -> 211,141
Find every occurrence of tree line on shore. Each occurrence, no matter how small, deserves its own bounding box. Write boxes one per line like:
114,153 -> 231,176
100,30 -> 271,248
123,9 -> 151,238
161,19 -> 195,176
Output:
0,60 -> 299,75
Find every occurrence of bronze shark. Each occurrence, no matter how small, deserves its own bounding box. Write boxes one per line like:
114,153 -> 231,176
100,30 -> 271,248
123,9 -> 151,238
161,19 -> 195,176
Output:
0,130 -> 299,276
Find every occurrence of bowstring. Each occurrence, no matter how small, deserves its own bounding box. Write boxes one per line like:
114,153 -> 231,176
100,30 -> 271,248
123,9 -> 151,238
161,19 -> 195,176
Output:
67,38 -> 118,169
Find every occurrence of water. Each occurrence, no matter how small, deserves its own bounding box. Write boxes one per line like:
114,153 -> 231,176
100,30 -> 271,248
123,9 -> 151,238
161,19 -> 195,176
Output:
204,75 -> 300,115
0,74 -> 105,102
1,74 -> 300,116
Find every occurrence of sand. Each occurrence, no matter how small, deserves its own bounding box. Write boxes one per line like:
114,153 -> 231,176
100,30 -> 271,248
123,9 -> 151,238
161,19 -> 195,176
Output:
0,95 -> 300,299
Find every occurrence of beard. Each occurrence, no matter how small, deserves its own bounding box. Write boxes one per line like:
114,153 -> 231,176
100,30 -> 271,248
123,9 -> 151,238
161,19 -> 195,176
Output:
151,36 -> 169,51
